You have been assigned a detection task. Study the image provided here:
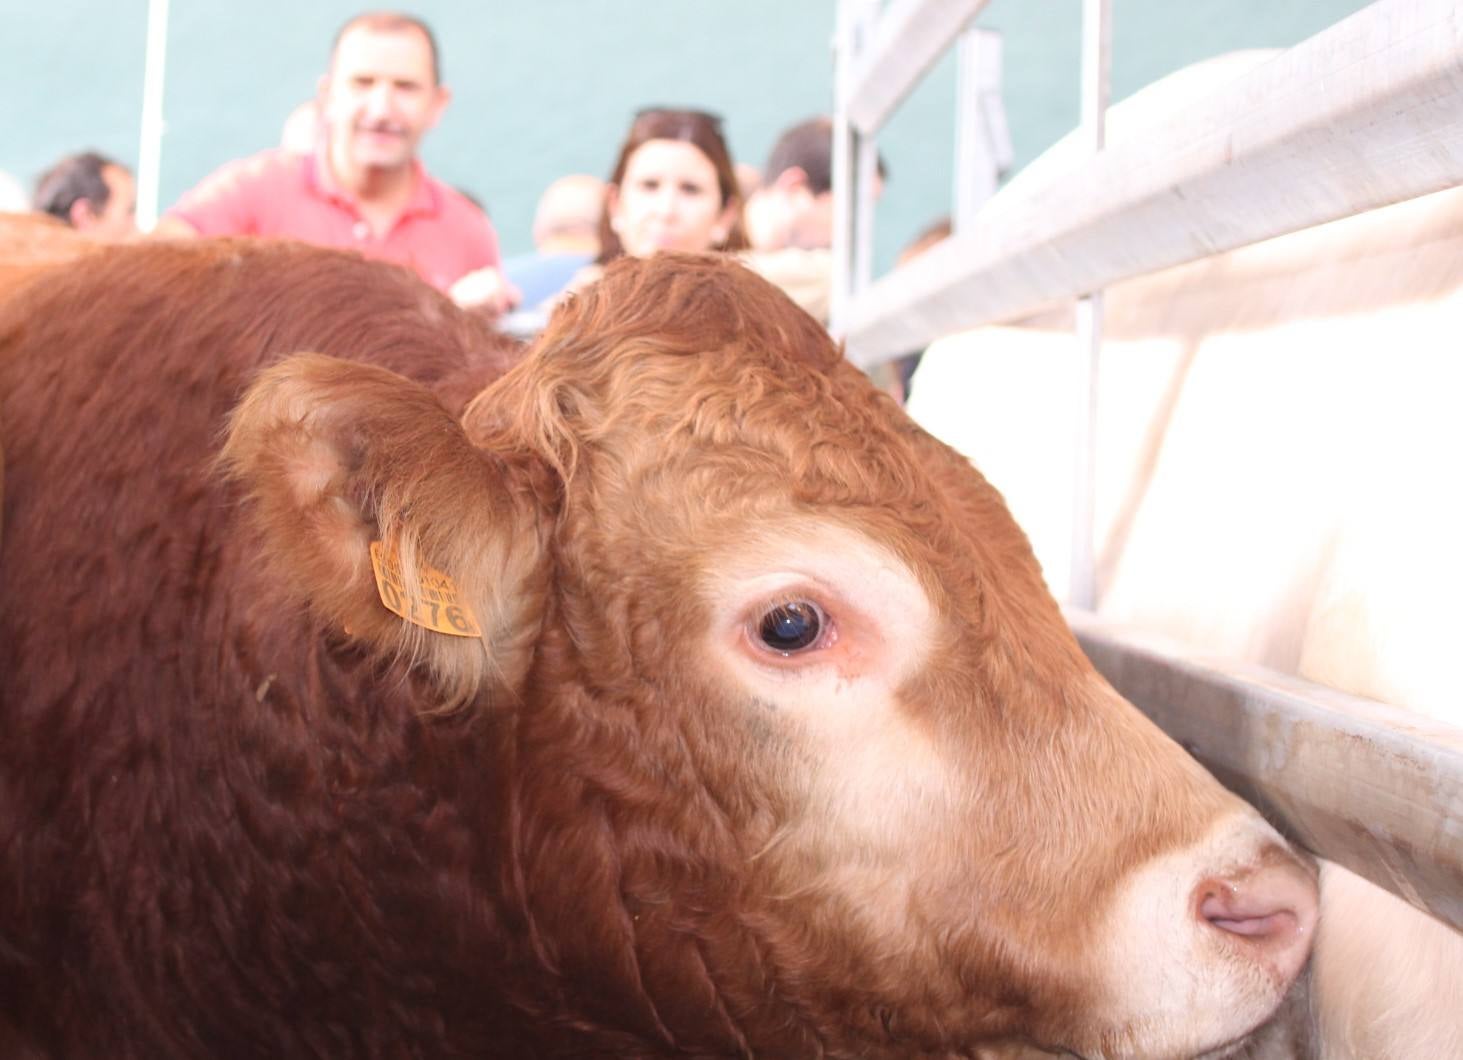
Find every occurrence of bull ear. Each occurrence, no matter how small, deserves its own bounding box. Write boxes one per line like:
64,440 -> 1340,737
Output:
220,353 -> 552,707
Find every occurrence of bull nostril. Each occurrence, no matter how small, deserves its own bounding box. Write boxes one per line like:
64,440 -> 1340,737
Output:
1192,860 -> 1318,963
1198,888 -> 1299,940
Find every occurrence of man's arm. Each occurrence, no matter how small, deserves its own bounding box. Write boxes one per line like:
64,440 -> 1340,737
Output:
444,192 -> 518,315
156,152 -> 280,239
449,266 -> 520,317
150,216 -> 201,239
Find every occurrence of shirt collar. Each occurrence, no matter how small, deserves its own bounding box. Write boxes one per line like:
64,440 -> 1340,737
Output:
304,150 -> 440,219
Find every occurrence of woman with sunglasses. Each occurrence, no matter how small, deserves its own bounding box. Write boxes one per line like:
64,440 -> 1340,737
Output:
557,107 -> 748,301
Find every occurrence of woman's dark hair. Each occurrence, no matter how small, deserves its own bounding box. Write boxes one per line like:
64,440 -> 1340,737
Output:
595,107 -> 749,265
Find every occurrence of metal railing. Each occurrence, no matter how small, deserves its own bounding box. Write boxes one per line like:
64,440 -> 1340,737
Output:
830,0 -> 1463,930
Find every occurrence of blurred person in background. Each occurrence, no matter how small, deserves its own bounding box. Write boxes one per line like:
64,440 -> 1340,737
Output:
744,116 -> 841,254
740,115 -> 885,325
502,173 -> 603,310
570,106 -> 747,292
32,151 -> 137,240
734,162 -> 762,200
279,100 -> 322,155
155,11 -> 516,316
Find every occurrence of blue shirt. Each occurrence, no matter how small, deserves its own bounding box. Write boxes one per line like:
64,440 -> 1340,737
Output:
502,250 -> 594,309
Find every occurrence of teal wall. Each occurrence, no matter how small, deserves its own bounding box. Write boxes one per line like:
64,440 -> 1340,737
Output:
1,1 -> 1369,273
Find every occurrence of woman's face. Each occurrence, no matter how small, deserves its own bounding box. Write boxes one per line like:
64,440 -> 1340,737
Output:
608,138 -> 735,257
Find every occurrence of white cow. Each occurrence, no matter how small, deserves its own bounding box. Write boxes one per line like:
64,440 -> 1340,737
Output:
907,51 -> 1463,1060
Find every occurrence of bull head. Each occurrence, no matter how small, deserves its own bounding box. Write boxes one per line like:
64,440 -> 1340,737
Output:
224,253 -> 1316,1058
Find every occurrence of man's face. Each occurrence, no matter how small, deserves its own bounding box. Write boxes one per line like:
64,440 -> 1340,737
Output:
791,174 -> 882,251
320,26 -> 447,173
792,188 -> 835,250
762,169 -> 883,252
78,165 -> 136,240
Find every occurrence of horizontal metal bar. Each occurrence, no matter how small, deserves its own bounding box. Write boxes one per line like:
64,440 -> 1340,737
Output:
844,0 -> 990,134
1069,609 -> 1463,934
845,0 -> 1463,366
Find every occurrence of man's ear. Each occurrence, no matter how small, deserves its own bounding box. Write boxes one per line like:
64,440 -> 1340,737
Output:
772,165 -> 812,197
68,198 -> 99,230
427,84 -> 452,131
314,75 -> 336,133
221,353 -> 552,708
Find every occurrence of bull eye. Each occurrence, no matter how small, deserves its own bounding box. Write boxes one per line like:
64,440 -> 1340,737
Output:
757,601 -> 825,655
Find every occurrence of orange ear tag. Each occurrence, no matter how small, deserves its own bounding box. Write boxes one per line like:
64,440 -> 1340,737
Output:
369,541 -> 483,638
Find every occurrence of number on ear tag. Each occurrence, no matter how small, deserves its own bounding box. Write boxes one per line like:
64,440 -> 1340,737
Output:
369,541 -> 483,638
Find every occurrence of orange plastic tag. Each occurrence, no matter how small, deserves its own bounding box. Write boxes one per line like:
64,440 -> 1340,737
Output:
369,541 -> 483,638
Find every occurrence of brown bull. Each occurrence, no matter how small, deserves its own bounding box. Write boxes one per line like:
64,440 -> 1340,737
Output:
0,241 -> 1315,1058
0,212 -> 98,295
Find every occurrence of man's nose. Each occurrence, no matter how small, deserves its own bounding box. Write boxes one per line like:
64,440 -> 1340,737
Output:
364,83 -> 395,116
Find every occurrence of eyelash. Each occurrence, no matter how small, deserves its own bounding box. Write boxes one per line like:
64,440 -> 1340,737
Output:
746,595 -> 835,657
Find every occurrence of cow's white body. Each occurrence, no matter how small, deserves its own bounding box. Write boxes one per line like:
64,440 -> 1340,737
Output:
906,55 -> 1463,1060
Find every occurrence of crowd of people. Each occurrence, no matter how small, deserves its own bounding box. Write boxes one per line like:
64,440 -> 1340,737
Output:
12,9 -> 930,382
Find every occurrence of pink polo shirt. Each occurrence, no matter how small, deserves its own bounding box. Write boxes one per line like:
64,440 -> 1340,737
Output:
166,149 -> 501,292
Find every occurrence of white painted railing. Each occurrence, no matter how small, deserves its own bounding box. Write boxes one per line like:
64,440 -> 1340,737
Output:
136,0 -> 171,233
831,0 -> 1463,932
837,0 -> 1463,365
1073,613 -> 1463,933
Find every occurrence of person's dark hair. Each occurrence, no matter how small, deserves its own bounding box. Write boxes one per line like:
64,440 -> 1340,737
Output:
33,151 -> 119,226
332,11 -> 442,84
763,115 -> 888,194
596,107 -> 749,265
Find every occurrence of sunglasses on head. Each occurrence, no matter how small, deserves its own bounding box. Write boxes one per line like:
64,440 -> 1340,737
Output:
633,106 -> 725,131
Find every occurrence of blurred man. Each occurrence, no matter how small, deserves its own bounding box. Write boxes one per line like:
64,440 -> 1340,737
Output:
279,100 -> 321,155
743,117 -> 840,254
501,173 -> 603,310
33,151 -> 137,240
740,116 -> 901,396
155,11 -> 515,314
741,116 -> 885,324
733,162 -> 762,200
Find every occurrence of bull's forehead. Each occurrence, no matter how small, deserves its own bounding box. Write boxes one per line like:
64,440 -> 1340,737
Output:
573,340 -> 908,460
570,357 -> 956,527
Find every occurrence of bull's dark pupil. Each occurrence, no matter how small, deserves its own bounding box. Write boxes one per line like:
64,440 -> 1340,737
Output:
760,603 -> 820,653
